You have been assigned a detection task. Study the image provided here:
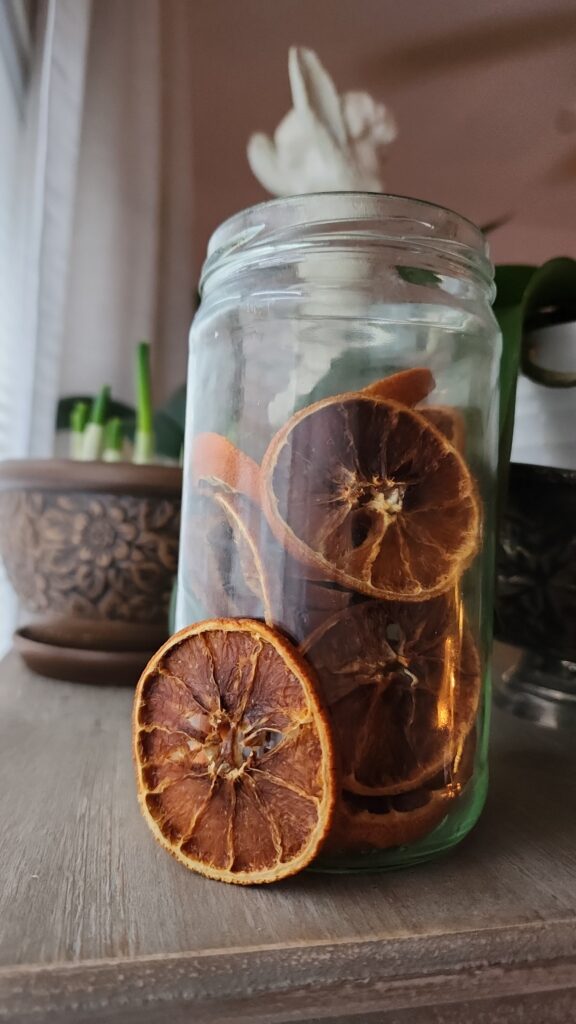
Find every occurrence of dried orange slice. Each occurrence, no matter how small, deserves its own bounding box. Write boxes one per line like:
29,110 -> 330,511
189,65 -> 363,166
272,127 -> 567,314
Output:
420,406 -> 466,453
326,727 -> 477,853
184,488 -> 275,620
184,481 -> 353,642
261,393 -> 480,601
362,367 -> 435,406
328,785 -> 454,852
133,618 -> 337,884
301,597 -> 480,795
277,578 -> 357,645
191,432 -> 261,507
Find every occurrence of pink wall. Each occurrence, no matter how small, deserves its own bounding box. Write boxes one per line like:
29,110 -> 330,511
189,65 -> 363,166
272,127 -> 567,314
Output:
189,0 -> 576,278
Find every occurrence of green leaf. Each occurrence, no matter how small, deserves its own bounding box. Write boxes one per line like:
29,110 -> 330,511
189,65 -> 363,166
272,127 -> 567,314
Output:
89,385 -> 111,427
296,348 -> 396,411
493,265 -> 537,308
158,384 -> 187,431
494,258 -> 576,506
69,400 -> 89,434
397,266 -> 442,288
152,409 -> 184,460
103,417 -> 123,452
57,396 -> 135,430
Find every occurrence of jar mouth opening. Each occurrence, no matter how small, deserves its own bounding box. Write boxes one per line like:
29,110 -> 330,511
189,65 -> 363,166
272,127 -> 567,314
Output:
202,192 -> 492,292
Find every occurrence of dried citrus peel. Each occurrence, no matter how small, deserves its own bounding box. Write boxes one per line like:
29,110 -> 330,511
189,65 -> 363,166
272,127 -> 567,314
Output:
361,367 -> 435,406
191,432 -> 262,506
185,480 -> 348,640
133,618 -> 337,884
183,488 -> 276,621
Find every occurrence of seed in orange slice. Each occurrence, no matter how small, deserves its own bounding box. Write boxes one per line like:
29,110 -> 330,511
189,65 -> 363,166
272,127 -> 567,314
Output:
191,432 -> 261,507
133,618 -> 337,884
420,405 -> 466,453
301,597 -> 481,796
361,367 -> 435,406
261,393 -> 480,601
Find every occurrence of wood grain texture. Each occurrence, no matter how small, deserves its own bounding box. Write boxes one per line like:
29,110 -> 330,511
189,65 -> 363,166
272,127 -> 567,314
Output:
0,644 -> 575,1022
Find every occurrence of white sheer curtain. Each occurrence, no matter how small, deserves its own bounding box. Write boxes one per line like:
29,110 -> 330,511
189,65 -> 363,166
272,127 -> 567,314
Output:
59,0 -> 195,406
0,0 -> 91,652
0,0 -> 91,462
0,0 -> 196,652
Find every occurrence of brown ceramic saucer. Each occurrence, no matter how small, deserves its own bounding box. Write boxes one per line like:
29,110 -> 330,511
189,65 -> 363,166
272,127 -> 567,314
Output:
14,620 -> 159,687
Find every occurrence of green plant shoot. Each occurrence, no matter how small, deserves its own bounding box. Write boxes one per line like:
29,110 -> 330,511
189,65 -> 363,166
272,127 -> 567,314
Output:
134,342 -> 155,464
103,417 -> 123,463
81,385 -> 111,461
69,401 -> 89,459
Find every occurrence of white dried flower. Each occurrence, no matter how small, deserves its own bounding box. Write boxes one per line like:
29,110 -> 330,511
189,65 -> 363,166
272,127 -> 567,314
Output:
247,47 -> 397,196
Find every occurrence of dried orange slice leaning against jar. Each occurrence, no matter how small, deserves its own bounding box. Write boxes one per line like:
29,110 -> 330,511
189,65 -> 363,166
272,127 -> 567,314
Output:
260,393 -> 481,602
133,618 -> 337,884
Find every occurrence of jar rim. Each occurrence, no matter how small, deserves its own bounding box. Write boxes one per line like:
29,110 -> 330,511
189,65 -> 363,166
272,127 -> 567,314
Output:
202,192 -> 492,292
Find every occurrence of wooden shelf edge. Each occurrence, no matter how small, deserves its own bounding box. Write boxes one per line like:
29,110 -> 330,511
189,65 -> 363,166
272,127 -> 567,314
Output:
1,920 -> 576,1024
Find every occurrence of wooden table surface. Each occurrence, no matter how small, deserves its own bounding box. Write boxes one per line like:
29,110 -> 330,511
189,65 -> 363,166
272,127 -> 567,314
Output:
0,645 -> 575,1024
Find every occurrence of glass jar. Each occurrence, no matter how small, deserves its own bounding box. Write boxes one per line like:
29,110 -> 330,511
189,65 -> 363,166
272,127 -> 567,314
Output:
176,193 -> 501,871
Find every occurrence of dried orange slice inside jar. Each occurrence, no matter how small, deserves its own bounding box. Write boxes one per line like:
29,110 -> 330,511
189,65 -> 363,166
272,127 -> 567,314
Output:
326,727 -> 478,854
187,433 -> 357,642
261,393 -> 480,602
301,597 -> 480,797
183,487 -> 275,621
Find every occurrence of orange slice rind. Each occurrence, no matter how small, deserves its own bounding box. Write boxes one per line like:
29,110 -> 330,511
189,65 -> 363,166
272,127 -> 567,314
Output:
191,432 -> 261,507
183,487 -> 275,621
361,367 -> 435,406
420,405 -> 466,453
133,618 -> 337,884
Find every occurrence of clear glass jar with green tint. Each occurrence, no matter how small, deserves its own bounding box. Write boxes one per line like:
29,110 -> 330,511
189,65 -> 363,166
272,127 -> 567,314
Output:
176,193 -> 501,871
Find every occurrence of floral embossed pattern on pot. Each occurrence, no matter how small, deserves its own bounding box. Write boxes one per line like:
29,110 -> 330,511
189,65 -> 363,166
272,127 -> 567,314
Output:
0,490 -> 179,622
0,461 -> 182,677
